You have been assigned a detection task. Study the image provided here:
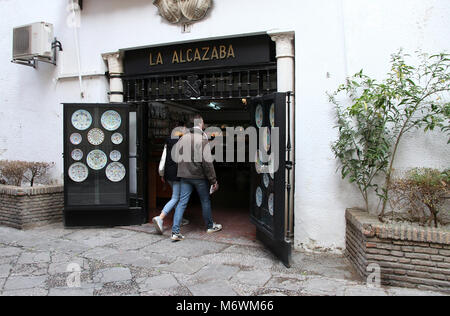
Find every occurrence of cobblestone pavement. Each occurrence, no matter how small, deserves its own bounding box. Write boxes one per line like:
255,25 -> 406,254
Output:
0,224 -> 446,296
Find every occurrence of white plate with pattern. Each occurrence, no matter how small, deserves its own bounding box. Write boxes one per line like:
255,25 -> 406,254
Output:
111,133 -> 123,145
70,133 -> 82,145
255,105 -> 264,128
110,150 -> 122,162
71,149 -> 83,161
68,163 -> 89,183
106,162 -> 126,182
270,104 -> 275,127
256,187 -> 263,207
101,110 -> 122,131
87,128 -> 105,146
72,110 -> 92,131
268,193 -> 274,216
87,150 -> 108,170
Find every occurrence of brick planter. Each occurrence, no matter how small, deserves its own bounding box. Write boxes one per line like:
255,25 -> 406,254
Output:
346,209 -> 450,293
0,185 -> 64,230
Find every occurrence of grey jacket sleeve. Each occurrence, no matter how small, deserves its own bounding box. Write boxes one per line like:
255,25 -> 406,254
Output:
202,139 -> 217,185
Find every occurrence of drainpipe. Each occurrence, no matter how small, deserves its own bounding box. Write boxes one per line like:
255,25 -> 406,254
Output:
267,30 -> 295,242
102,52 -> 124,103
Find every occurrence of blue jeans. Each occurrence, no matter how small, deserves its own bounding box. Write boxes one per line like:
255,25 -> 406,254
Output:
161,181 -> 181,216
172,178 -> 214,234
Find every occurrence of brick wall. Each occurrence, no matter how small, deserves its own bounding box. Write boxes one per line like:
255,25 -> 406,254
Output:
0,185 -> 64,230
346,209 -> 450,293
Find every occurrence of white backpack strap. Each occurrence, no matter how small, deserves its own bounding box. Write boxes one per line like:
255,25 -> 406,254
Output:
158,145 -> 167,177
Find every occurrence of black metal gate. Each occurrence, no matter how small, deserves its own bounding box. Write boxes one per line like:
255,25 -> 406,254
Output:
123,65 -> 277,103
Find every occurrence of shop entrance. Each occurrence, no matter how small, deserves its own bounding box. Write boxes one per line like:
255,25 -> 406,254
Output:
62,34 -> 293,267
147,98 -> 254,241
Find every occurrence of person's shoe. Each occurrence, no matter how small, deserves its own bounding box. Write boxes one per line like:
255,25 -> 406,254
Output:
181,218 -> 190,226
207,223 -> 222,234
152,216 -> 164,235
171,233 -> 185,242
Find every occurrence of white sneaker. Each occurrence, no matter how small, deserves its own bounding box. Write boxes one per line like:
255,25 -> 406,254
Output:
181,218 -> 190,226
171,233 -> 185,242
207,223 -> 222,234
152,216 -> 164,235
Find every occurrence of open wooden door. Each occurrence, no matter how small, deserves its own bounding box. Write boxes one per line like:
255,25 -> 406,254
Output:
249,93 -> 293,267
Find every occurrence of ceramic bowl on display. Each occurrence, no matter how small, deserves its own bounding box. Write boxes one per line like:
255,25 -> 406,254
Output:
86,150 -> 108,170
111,133 -> 124,145
87,128 -> 105,146
255,104 -> 264,128
268,193 -> 274,216
70,133 -> 82,145
71,110 -> 92,131
106,162 -> 126,182
256,187 -> 263,207
101,110 -> 122,131
270,103 -> 275,127
68,163 -> 89,183
110,150 -> 122,162
71,149 -> 83,161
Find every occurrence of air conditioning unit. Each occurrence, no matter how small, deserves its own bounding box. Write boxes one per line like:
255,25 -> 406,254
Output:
13,22 -> 54,60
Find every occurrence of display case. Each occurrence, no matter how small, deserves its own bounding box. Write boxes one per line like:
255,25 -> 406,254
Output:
63,103 -> 146,227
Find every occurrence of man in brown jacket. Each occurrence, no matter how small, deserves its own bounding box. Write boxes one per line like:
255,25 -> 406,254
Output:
170,115 -> 222,241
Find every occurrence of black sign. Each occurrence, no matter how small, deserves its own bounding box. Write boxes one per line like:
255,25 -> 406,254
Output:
123,35 -> 275,76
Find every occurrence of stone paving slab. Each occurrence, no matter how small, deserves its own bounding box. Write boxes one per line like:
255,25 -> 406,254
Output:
1,288 -> 48,296
49,287 -> 95,296
232,270 -> 272,287
138,274 -> 180,292
93,267 -> 132,284
0,265 -> 11,278
4,276 -> 47,291
193,264 -> 240,282
160,258 -> 207,275
0,224 -> 448,296
188,280 -> 238,296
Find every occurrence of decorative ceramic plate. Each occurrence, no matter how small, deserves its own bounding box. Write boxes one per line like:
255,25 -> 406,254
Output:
87,150 -> 108,170
111,133 -> 123,145
262,127 -> 271,152
263,174 -> 270,188
70,133 -> 82,145
71,149 -> 83,161
255,105 -> 263,128
87,128 -> 105,146
256,187 -> 263,207
101,110 -> 122,131
110,150 -> 121,162
71,110 -> 92,131
270,104 -> 275,127
106,162 -> 126,182
269,156 -> 275,179
68,163 -> 89,183
255,151 -> 263,174
268,193 -> 274,216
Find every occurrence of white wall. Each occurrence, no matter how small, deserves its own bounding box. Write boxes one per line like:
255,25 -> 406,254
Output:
0,0 -> 449,251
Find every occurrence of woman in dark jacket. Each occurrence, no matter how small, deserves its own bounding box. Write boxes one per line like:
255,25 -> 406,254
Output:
152,124 -> 188,234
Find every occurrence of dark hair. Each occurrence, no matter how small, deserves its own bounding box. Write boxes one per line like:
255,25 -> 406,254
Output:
177,121 -> 186,127
191,114 -> 203,127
